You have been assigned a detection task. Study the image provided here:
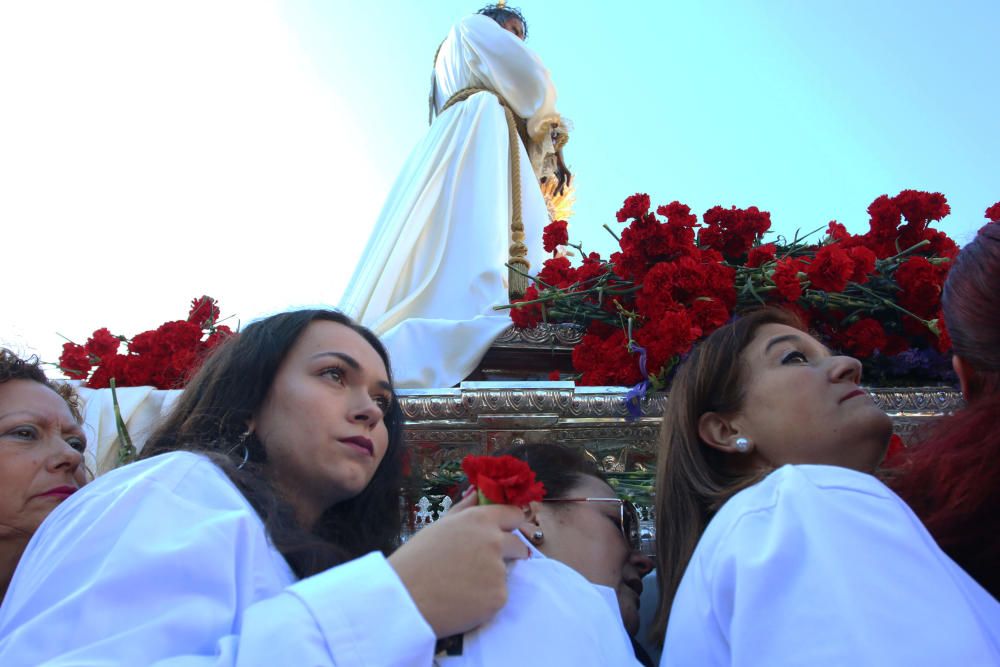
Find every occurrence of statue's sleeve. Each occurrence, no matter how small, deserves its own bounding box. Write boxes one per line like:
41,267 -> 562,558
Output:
455,14 -> 560,143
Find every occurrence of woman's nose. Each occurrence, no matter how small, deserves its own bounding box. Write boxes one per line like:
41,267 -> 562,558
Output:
830,354 -> 863,385
50,439 -> 84,475
348,392 -> 382,426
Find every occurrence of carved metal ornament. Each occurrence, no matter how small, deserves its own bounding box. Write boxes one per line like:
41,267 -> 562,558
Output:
400,382 -> 962,541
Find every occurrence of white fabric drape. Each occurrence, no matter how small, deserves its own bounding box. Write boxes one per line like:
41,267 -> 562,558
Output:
0,452 -> 436,665
339,14 -> 557,388
75,385 -> 180,474
660,465 -> 1000,666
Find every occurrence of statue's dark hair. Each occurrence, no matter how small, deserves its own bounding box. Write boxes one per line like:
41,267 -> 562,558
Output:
477,3 -> 528,39
142,309 -> 405,578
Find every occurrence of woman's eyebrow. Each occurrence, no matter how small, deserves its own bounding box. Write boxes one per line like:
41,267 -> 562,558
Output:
0,410 -> 46,423
763,334 -> 802,354
310,351 -> 360,369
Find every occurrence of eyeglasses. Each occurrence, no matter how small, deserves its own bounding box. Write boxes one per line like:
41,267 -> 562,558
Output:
542,497 -> 641,551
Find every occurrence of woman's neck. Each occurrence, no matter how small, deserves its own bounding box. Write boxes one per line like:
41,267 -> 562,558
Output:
0,537 -> 29,604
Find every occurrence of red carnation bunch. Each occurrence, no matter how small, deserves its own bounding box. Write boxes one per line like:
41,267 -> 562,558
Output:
461,454 -> 546,506
504,188 -> 971,388
698,205 -> 772,262
58,297 -> 234,389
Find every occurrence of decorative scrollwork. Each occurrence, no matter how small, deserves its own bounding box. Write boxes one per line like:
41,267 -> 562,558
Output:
492,323 -> 586,348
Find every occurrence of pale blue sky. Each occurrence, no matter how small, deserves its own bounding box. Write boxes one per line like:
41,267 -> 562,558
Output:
2,1 -> 997,369
286,0 -> 998,254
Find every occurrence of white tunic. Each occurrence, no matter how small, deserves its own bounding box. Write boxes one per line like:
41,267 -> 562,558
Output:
438,534 -> 641,666
660,465 -> 1000,666
0,452 -> 436,666
338,14 -> 556,388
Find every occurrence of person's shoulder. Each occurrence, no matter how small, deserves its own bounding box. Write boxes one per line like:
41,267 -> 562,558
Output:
727,464 -> 893,515
701,465 -> 898,548
59,450 -> 247,518
92,450 -> 229,491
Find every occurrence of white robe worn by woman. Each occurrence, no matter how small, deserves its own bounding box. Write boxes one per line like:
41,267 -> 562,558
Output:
338,15 -> 556,388
660,465 -> 1000,666
0,452 -> 641,666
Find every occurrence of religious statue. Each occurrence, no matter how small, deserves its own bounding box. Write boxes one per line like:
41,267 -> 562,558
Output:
338,3 -> 570,388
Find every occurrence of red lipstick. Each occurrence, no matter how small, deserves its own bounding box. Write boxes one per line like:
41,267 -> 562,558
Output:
840,388 -> 867,403
34,486 -> 78,499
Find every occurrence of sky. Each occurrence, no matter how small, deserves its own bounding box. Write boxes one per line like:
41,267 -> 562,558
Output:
2,1 -> 998,374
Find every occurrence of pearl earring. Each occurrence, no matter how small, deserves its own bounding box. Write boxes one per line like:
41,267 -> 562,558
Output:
532,530 -> 544,543
734,437 -> 751,453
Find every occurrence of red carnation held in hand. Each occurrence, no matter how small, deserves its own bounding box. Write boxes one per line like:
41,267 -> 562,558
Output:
461,454 -> 546,506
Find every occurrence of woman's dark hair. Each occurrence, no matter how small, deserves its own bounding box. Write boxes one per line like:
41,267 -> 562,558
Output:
477,3 -> 528,39
142,309 -> 405,577
0,348 -> 81,423
650,308 -> 801,642
494,442 -> 606,498
887,223 -> 1000,597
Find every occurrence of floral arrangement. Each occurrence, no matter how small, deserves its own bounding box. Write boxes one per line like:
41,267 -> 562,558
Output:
506,190 -> 1000,391
58,296 -> 233,389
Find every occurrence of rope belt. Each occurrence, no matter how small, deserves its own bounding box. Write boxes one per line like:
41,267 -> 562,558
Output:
440,87 -> 530,299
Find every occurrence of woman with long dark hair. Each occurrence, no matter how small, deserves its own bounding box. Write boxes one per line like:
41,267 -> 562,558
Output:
888,222 -> 1000,598
651,309 -> 999,665
0,310 -> 528,665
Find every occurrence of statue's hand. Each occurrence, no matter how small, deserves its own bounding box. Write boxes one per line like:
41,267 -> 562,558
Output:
554,149 -> 572,197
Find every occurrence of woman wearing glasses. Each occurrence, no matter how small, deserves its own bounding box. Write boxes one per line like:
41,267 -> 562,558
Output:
436,443 -> 654,666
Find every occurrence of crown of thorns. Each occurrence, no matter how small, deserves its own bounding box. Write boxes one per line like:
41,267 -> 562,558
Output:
477,3 -> 528,39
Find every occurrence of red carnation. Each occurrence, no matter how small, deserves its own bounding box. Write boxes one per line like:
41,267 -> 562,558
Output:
827,221 -> 850,242
59,342 -> 92,380
85,328 -> 121,360
690,297 -> 731,333
698,205 -> 772,261
635,309 -> 701,375
461,454 -> 546,506
572,329 -> 643,386
805,245 -> 854,293
575,252 -> 606,285
747,243 -> 777,268
188,296 -> 220,327
542,220 -> 569,254
986,201 -> 1000,223
771,258 -> 805,302
846,246 -> 876,284
839,318 -> 887,358
894,256 -> 943,318
616,193 -> 651,222
537,256 -> 577,289
510,286 -> 543,329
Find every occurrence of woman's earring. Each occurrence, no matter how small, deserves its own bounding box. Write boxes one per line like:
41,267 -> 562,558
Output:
531,530 -> 544,544
734,437 -> 752,453
231,429 -> 252,470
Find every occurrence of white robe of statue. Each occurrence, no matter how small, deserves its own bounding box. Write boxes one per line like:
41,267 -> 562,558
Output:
338,14 -> 558,388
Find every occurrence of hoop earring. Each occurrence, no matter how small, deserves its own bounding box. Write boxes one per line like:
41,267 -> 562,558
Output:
230,430 -> 251,470
734,437 -> 751,453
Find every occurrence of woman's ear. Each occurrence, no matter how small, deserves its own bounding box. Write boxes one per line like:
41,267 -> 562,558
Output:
698,411 -> 746,454
518,501 -> 545,547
